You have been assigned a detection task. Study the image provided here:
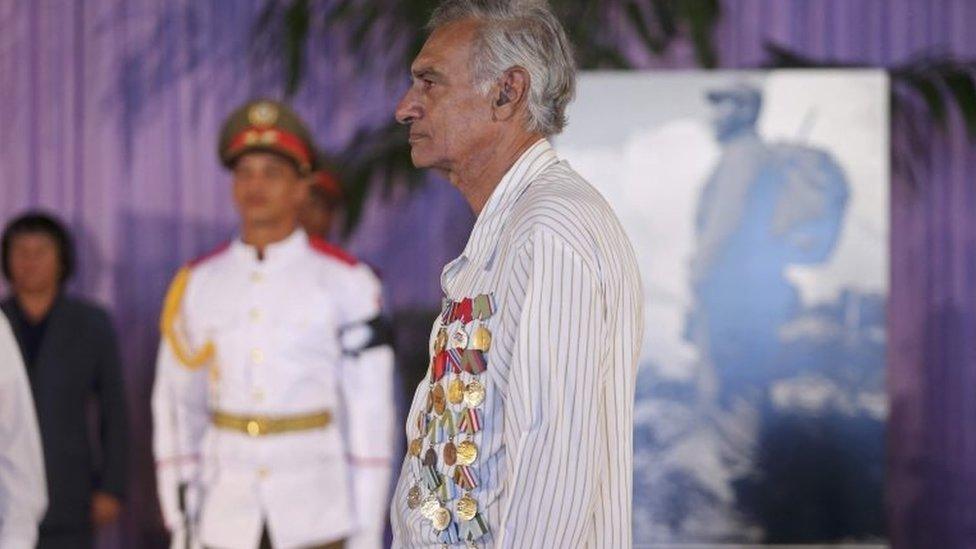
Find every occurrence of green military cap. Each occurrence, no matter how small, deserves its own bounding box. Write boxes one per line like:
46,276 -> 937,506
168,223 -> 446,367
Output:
217,99 -> 318,174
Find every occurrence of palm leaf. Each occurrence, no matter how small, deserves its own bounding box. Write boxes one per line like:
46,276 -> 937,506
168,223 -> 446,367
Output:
253,0 -> 724,234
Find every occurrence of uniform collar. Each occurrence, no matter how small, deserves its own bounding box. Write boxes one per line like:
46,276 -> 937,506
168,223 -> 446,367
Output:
442,139 -> 558,287
232,228 -> 307,266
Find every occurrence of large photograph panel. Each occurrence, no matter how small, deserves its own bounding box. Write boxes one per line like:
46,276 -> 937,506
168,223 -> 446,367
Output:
558,70 -> 889,545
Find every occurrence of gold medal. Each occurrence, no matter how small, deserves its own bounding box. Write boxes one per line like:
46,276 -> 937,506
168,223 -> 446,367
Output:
407,485 -> 422,510
456,494 -> 478,521
470,326 -> 492,352
409,438 -> 422,457
456,440 -> 479,466
447,377 -> 465,405
420,494 -> 440,519
431,383 -> 447,415
443,441 -> 457,466
432,506 -> 452,531
464,380 -> 486,407
434,328 -> 448,354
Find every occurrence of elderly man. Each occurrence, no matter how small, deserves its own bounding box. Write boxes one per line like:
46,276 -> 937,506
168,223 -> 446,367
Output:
390,1 -> 643,548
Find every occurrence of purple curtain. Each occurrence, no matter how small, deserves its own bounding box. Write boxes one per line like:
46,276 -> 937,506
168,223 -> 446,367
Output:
1,1 -> 973,547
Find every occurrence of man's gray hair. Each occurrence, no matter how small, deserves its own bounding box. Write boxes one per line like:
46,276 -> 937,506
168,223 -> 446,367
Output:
428,0 -> 576,136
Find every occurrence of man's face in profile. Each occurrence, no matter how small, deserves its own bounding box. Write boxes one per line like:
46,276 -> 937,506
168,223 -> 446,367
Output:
395,19 -> 497,173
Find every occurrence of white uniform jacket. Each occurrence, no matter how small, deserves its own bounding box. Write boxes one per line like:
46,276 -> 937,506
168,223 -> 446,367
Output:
153,230 -> 395,549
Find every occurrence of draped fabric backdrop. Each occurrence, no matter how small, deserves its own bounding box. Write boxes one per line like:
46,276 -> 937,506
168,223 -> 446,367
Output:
1,1 -> 973,548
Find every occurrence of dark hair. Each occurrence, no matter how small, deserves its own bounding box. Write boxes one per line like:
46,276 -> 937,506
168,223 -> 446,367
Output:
1,212 -> 76,284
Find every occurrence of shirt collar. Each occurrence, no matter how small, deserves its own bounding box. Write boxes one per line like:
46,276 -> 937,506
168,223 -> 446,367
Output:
460,139 -> 558,262
232,228 -> 307,266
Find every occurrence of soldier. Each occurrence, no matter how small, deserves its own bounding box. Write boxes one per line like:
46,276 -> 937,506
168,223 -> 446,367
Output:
152,99 -> 395,549
299,158 -> 344,242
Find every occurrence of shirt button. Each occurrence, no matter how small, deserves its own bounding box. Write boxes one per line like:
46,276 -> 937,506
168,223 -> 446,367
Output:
250,272 -> 263,283
249,308 -> 262,322
252,388 -> 265,403
257,467 -> 270,479
251,348 -> 265,364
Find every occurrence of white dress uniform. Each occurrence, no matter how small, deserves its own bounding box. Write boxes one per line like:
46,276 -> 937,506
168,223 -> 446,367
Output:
152,230 -> 395,549
390,140 -> 644,548
0,314 -> 47,549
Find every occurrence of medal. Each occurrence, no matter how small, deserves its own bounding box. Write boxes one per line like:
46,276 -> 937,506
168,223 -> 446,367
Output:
464,381 -> 486,407
409,438 -> 422,458
457,494 -> 478,521
434,328 -> 448,354
432,506 -> 452,531
443,441 -> 457,466
407,485 -> 422,510
448,377 -> 465,405
456,440 -> 479,466
450,327 -> 469,349
470,325 -> 492,352
420,494 -> 440,519
431,383 -> 447,415
424,447 -> 438,467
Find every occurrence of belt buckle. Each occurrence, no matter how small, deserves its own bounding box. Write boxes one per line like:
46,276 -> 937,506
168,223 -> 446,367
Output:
246,419 -> 263,437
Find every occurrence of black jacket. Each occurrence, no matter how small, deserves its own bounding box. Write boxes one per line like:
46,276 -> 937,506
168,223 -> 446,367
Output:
1,296 -> 128,534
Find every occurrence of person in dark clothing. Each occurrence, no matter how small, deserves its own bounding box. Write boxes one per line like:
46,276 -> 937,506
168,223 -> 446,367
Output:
1,212 -> 128,549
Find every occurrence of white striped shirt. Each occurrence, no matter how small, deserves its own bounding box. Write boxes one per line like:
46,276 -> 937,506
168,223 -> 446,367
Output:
391,139 -> 644,548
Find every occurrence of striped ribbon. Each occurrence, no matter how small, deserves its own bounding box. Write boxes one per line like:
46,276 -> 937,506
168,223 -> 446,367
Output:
453,465 -> 479,490
422,465 -> 441,491
426,416 -> 445,444
461,350 -> 487,374
472,294 -> 495,321
460,513 -> 490,541
438,520 -> 461,544
440,410 -> 457,437
437,474 -> 458,501
446,348 -> 464,372
458,408 -> 483,434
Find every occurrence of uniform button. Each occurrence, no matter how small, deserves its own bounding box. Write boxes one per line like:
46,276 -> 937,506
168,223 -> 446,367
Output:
250,272 -> 263,283
252,388 -> 265,403
257,467 -> 270,479
251,348 -> 265,364
249,308 -> 262,322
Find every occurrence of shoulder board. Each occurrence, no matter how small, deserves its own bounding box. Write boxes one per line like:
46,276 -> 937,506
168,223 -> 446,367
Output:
308,236 -> 358,267
187,241 -> 231,269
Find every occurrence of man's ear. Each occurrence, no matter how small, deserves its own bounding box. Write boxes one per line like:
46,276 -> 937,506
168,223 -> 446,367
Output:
491,67 -> 530,121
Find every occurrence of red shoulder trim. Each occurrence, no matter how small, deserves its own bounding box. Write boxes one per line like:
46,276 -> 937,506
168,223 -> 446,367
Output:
308,235 -> 358,266
187,241 -> 231,268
